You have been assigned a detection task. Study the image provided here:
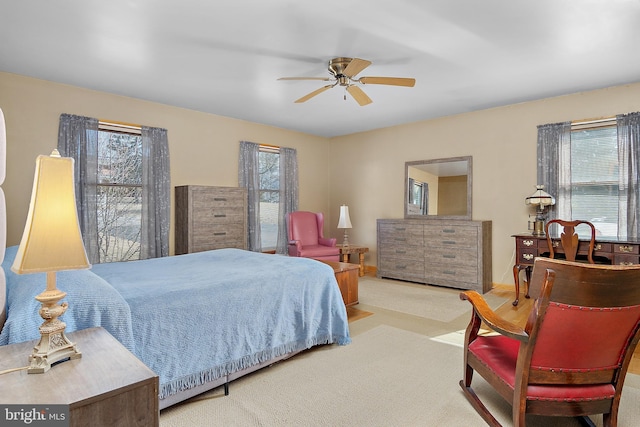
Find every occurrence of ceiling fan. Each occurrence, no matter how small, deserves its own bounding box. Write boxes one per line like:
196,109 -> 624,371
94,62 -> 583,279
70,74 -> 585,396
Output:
278,57 -> 416,106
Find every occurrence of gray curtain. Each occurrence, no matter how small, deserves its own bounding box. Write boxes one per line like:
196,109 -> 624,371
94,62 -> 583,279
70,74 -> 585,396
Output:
276,147 -> 298,254
141,126 -> 171,259
617,112 -> 640,239
57,114 -> 100,263
536,122 -> 571,220
58,114 -> 170,262
238,141 -> 262,251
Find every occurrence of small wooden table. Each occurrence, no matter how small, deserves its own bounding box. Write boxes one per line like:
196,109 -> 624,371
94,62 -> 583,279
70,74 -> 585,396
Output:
337,244 -> 369,276
319,260 -> 359,306
0,327 -> 159,426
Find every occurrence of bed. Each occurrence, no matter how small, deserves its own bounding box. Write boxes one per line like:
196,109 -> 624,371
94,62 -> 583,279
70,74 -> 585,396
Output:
0,108 -> 351,410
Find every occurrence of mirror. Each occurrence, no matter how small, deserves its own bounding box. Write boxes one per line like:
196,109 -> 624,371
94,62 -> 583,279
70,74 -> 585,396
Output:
404,156 -> 472,220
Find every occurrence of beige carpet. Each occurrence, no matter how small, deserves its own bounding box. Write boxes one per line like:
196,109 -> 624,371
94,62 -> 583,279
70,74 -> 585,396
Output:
159,325 -> 640,426
358,276 -> 508,322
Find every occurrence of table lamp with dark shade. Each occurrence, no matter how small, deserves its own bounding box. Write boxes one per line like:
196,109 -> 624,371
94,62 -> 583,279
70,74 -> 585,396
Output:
11,149 -> 91,373
525,185 -> 555,236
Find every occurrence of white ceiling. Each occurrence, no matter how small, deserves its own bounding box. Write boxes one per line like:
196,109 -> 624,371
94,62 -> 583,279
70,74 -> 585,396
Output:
2,1 -> 640,138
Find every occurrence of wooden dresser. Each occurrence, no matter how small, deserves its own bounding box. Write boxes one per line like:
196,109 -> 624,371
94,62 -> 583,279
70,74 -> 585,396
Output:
175,185 -> 247,254
377,219 -> 492,293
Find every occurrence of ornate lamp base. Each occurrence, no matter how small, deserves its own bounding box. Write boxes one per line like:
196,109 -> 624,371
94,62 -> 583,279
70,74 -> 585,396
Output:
28,283 -> 81,374
342,231 -> 350,247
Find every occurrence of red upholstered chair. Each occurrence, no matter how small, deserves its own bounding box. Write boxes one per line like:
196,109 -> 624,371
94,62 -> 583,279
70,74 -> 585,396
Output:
459,257 -> 640,427
287,211 -> 340,262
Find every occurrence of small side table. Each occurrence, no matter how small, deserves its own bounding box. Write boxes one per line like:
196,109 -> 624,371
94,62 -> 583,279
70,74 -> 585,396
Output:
337,244 -> 369,277
0,327 -> 159,426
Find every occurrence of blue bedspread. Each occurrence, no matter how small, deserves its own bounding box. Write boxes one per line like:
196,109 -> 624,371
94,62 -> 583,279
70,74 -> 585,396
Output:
1,247 -> 350,400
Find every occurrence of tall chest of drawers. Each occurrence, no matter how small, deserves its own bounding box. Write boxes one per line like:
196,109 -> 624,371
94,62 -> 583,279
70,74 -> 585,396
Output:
175,185 -> 247,254
377,219 -> 492,293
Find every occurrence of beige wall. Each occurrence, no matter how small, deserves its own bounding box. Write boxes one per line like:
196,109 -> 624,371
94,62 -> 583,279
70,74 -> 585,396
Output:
0,72 -> 330,252
3,71 -> 640,285
329,82 -> 640,285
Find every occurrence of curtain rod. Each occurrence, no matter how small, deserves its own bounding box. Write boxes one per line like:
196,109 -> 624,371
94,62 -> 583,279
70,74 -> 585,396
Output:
571,115 -> 615,126
99,119 -> 142,129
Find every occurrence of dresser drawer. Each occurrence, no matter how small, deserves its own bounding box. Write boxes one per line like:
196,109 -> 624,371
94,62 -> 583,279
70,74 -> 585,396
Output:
424,263 -> 478,288
614,243 -> 640,255
378,223 -> 424,247
192,222 -> 245,247
614,254 -> 640,265
516,237 -> 538,249
378,258 -> 425,279
425,246 -> 478,267
424,224 -> 477,248
379,245 -> 424,261
194,209 -> 245,225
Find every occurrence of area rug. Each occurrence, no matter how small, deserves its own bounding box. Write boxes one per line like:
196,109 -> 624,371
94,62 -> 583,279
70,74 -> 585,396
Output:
159,325 -> 640,426
358,276 -> 509,323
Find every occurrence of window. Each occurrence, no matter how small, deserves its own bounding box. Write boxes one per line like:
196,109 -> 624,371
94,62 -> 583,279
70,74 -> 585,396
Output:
96,122 -> 143,262
258,146 -> 279,250
568,120 -> 618,238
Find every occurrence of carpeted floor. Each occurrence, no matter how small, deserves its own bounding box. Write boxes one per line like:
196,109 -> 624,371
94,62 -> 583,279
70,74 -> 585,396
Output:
159,278 -> 640,426
357,276 -> 508,323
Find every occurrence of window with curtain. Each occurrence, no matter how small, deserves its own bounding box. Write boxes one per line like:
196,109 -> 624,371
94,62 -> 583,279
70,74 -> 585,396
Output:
58,114 -> 170,263
537,112 -> 640,240
239,141 -> 298,254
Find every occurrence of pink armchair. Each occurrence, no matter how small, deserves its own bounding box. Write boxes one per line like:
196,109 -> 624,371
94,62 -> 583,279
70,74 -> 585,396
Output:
287,211 -> 340,262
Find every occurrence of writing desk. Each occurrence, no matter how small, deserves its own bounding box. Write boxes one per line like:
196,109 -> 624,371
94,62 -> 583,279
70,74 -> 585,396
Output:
512,233 -> 640,305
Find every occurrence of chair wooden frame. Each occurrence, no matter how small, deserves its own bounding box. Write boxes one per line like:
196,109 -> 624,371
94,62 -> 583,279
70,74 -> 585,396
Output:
460,258 -> 640,426
545,219 -> 596,264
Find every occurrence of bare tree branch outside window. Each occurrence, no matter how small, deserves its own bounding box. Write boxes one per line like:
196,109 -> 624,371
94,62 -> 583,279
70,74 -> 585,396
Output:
97,130 -> 142,262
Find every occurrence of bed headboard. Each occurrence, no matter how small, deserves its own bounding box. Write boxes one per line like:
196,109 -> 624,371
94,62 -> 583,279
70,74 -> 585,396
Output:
1,107 -> 7,331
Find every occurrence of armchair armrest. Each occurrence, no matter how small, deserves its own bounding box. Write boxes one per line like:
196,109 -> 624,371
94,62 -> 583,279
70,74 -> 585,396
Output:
460,291 -> 529,342
288,240 -> 302,250
318,237 -> 337,247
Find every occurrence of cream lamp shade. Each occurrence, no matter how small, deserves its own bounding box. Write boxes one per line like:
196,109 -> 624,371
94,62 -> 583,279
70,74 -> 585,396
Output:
525,185 -> 555,208
12,150 -> 90,274
337,205 -> 352,247
337,205 -> 352,229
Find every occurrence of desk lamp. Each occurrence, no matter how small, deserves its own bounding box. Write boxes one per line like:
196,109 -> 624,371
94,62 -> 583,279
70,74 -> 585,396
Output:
12,149 -> 90,373
337,205 -> 352,247
525,185 -> 555,236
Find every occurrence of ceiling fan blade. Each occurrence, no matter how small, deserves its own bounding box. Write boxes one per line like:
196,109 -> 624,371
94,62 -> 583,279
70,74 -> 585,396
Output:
278,77 -> 331,81
359,77 -> 416,87
343,58 -> 372,78
294,85 -> 334,103
346,85 -> 372,106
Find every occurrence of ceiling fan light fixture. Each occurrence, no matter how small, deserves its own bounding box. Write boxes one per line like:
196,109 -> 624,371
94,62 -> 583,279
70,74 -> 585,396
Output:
279,57 -> 415,106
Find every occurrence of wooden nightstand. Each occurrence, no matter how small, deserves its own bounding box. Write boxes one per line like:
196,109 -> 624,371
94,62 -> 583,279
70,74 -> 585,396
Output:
0,327 -> 159,427
337,244 -> 369,277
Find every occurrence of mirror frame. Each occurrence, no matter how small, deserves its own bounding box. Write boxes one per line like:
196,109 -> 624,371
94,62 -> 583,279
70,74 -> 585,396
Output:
404,156 -> 472,220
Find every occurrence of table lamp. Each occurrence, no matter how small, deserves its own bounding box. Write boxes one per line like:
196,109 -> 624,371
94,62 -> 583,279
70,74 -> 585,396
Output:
11,149 -> 91,373
337,205 -> 352,247
525,185 -> 555,237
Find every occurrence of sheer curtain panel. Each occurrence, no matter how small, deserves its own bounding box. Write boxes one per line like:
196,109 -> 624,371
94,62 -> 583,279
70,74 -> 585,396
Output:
617,112 -> 640,240
536,121 -> 571,220
276,147 -> 298,255
238,141 -> 262,251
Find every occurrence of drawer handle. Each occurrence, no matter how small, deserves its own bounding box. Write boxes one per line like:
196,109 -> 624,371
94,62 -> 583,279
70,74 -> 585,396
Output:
395,227 -> 406,231
595,243 -> 602,250
552,241 -> 559,248
619,261 -> 635,266
619,245 -> 634,253
442,240 -> 456,245
442,254 -> 455,259
523,254 -> 534,261
395,265 -> 407,270
214,197 -> 227,201
395,238 -> 407,242
442,229 -> 455,233
395,250 -> 406,254
443,270 -> 456,275
214,232 -> 227,236
523,240 -> 534,247
214,214 -> 227,218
